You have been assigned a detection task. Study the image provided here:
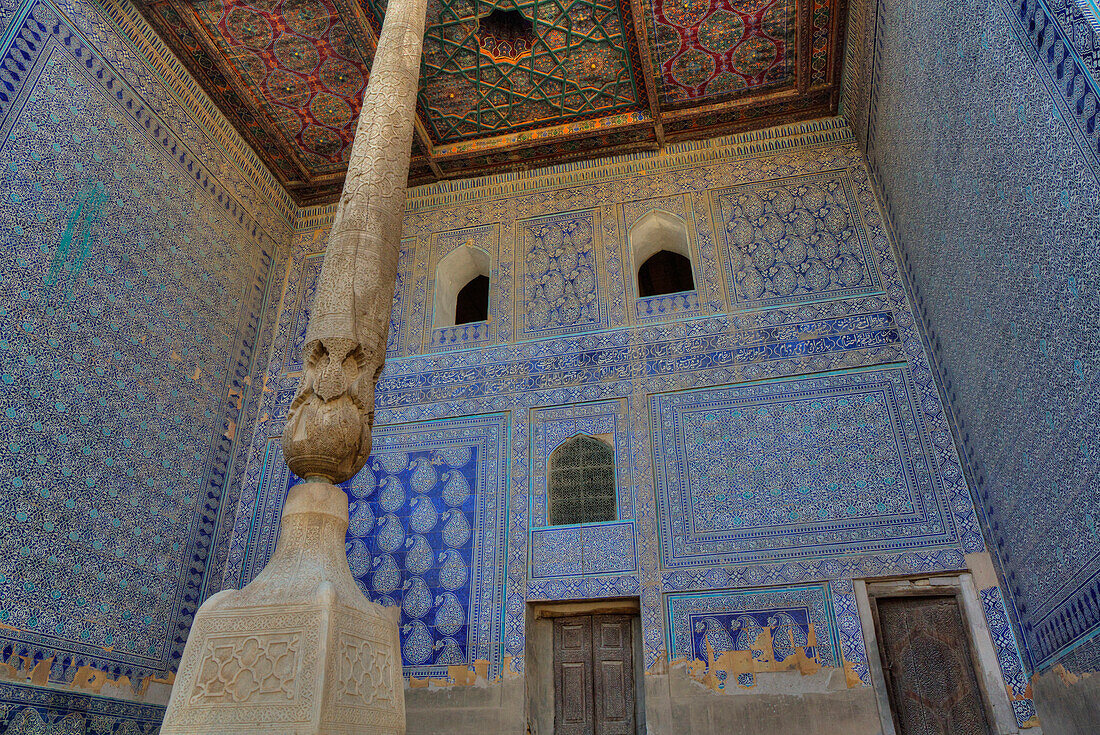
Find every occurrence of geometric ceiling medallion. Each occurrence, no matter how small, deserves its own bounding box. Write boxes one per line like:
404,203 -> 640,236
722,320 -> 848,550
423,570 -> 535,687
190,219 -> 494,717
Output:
412,0 -> 642,143
476,7 -> 535,62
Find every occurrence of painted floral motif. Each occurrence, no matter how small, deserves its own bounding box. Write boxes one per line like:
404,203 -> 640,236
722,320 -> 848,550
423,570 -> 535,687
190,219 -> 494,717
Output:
522,212 -> 601,336
714,173 -> 880,308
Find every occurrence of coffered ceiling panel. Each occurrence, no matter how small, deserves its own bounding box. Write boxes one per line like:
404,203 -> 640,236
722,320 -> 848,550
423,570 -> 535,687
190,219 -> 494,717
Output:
135,0 -> 848,203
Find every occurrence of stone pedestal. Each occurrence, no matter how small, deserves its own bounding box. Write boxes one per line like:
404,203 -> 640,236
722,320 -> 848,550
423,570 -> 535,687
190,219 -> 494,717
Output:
160,481 -> 405,734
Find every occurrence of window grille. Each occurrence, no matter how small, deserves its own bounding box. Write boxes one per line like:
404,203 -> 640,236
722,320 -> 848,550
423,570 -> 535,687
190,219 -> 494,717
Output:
548,436 -> 616,526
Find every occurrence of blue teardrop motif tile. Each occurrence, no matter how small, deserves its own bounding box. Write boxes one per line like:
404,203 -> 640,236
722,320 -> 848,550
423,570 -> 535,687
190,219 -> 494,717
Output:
411,456 -> 438,494
694,616 -> 733,656
404,534 -> 433,576
348,500 -> 375,537
436,446 -> 472,468
433,592 -> 465,636
379,475 -> 406,513
371,554 -> 401,595
441,470 -> 471,508
375,514 -> 405,553
434,637 -> 464,665
349,467 -> 376,499
402,576 -> 432,619
437,549 -> 468,591
442,509 -> 471,548
376,451 -> 409,475
409,495 -> 439,533
347,538 -> 370,577
402,620 -> 433,665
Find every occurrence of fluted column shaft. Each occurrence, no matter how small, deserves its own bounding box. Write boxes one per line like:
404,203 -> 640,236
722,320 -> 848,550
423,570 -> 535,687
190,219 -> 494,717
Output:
283,0 -> 429,484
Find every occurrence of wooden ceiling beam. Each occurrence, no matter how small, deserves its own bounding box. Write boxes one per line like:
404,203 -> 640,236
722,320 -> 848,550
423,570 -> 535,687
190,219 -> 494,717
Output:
627,0 -> 666,147
413,118 -> 445,181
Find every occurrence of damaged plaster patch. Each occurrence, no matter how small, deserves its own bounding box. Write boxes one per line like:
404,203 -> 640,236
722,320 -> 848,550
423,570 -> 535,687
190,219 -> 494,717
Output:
663,624 -> 859,693
1051,664 -> 1093,687
407,654 -> 518,689
0,652 -> 174,705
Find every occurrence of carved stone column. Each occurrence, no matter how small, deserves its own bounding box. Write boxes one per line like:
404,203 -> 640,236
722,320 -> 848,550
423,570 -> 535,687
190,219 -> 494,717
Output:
160,1 -> 427,732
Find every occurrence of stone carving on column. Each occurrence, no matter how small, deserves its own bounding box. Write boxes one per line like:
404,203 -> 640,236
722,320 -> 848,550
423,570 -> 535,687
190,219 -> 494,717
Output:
160,0 -> 427,732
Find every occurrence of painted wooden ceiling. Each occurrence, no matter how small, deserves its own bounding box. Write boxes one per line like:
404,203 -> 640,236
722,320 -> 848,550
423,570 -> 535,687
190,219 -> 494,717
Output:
136,0 -> 848,203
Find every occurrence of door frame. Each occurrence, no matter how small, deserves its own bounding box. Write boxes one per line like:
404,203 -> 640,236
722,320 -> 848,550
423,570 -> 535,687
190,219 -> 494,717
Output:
855,575 -> 1023,735
526,599 -> 646,735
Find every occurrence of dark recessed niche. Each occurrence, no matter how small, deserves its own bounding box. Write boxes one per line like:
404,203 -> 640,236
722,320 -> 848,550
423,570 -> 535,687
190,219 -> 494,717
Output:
477,8 -> 535,59
454,274 -> 490,325
638,250 -> 695,298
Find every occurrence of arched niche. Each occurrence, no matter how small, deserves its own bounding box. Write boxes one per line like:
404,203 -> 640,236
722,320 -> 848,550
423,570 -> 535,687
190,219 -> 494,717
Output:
628,209 -> 695,298
433,243 -> 491,328
547,434 -> 616,526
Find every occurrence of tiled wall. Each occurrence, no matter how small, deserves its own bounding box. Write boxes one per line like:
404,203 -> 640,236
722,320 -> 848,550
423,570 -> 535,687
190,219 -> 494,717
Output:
0,0 -> 293,728
844,0 -> 1100,674
227,120 -> 1012,725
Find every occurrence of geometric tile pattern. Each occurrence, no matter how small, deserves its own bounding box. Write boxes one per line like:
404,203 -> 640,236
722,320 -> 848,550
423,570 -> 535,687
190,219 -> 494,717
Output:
374,308 -> 903,408
846,0 -> 1100,671
651,364 -> 970,568
980,586 -> 1038,728
831,579 -> 871,685
530,520 -> 638,578
0,0 -> 279,694
377,0 -> 642,143
0,681 -> 165,734
660,550 -> 968,592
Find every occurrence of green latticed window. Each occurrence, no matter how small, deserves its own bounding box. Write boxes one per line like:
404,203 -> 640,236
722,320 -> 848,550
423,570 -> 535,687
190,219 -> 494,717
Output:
548,436 -> 616,526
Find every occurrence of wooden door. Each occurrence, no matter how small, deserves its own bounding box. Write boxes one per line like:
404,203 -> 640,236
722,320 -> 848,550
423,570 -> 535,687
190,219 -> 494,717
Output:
553,614 -> 636,735
875,596 -> 992,735
554,615 -> 594,735
592,615 -> 636,735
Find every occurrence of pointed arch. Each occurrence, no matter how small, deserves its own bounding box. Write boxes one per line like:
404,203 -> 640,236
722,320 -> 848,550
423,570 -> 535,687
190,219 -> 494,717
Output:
629,209 -> 695,298
433,243 -> 491,328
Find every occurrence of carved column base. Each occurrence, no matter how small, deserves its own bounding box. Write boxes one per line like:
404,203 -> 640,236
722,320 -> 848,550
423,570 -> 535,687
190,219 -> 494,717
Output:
161,481 -> 405,735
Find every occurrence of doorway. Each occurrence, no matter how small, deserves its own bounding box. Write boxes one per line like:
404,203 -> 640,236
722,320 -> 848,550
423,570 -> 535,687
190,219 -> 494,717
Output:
553,614 -> 636,735
872,594 -> 993,734
527,601 -> 644,735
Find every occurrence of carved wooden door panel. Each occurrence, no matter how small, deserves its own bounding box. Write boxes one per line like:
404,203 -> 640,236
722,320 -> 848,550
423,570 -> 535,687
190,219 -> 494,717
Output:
592,615 -> 636,735
553,614 -> 636,734
554,615 -> 595,735
875,596 -> 992,735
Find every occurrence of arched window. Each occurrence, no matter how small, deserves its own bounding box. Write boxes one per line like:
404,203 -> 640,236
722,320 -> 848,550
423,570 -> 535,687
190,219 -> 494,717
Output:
434,244 -> 491,328
629,210 -> 695,298
548,435 -> 616,526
